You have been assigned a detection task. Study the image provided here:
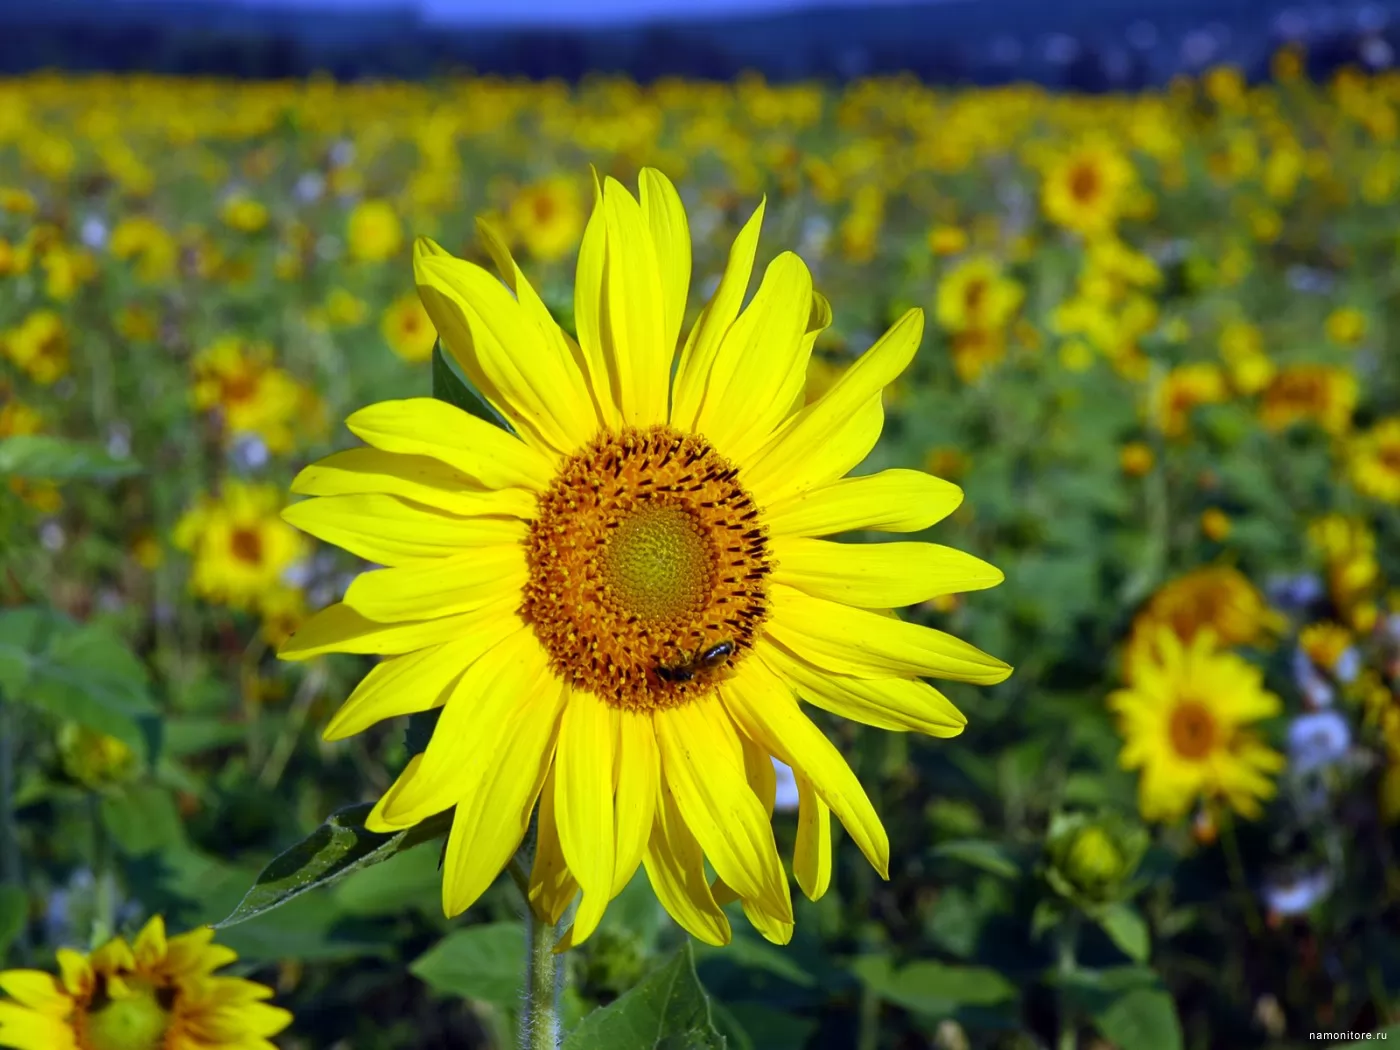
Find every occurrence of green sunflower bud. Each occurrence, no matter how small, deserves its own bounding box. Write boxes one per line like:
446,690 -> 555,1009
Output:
1044,812 -> 1148,908
57,723 -> 138,792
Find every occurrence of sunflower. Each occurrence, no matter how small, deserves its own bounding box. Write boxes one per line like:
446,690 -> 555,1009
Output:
508,175 -> 585,263
1110,628 -> 1284,823
1346,416 -> 1400,503
380,292 -> 436,363
346,199 -> 403,263
1258,364 -> 1357,436
934,256 -> 1022,333
1041,139 -> 1136,236
1308,514 -> 1380,617
1124,565 -> 1280,682
174,481 -> 308,614
4,310 -> 70,386
280,168 -> 1010,947
190,336 -> 315,455
1152,363 -> 1228,439
0,916 -> 291,1050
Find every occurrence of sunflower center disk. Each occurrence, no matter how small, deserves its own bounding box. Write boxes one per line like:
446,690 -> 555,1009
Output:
83,980 -> 171,1050
1168,700 -> 1217,761
520,425 -> 772,710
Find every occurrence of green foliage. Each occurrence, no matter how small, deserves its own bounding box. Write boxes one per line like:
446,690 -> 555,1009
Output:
0,435 -> 139,481
562,944 -> 726,1050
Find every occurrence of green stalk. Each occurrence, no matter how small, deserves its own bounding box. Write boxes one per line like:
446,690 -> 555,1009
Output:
1055,915 -> 1080,1050
89,792 -> 115,949
511,858 -> 561,1050
1218,810 -> 1263,937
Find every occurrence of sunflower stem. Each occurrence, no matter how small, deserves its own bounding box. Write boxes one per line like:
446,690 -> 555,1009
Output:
90,792 -> 115,949
1055,915 -> 1080,1050
514,857 -> 561,1050
1218,809 -> 1262,936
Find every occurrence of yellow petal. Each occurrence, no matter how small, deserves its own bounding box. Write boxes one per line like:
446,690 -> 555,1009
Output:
528,764 -> 579,925
721,657 -> 889,878
767,583 -> 1012,684
280,598 -> 515,661
639,168 -> 692,361
476,218 -> 608,433
283,493 -> 527,567
601,177 -> 668,425
442,676 -> 567,916
369,626 -> 548,830
693,252 -> 815,464
745,309 -> 923,504
771,537 -> 1003,607
739,897 -> 794,946
290,448 -> 537,519
346,398 -> 555,491
763,469 -> 964,538
342,547 -> 526,622
671,198 -> 765,429
553,690 -> 616,947
324,632 -> 513,741
0,972 -> 72,1017
759,640 -> 966,736
750,393 -> 884,510
572,169 -> 620,429
612,708 -> 659,897
0,1003 -> 78,1050
416,246 -> 597,455
793,776 -> 832,901
653,698 -> 792,922
642,781 -> 731,946
131,915 -> 167,969
740,733 -> 776,817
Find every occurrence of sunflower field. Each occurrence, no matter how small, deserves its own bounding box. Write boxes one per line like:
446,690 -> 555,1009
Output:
2,53 -> 1400,1050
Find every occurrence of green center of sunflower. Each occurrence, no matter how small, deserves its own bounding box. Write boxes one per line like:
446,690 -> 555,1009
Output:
83,979 -> 171,1050
1168,700 -> 1217,761
520,425 -> 772,711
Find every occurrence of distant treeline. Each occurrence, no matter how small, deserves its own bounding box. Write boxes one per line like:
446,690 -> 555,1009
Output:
0,0 -> 1396,85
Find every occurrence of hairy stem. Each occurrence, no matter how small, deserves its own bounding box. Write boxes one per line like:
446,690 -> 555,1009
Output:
514,857 -> 561,1050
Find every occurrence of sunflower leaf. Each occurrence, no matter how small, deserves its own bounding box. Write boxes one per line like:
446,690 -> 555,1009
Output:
432,342 -> 512,431
409,921 -> 525,1011
562,942 -> 726,1050
214,803 -> 453,927
0,434 -> 140,481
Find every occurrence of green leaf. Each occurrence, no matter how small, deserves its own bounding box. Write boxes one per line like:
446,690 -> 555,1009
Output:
0,885 -> 27,958
853,955 -> 1017,1017
100,783 -> 187,855
410,922 -> 525,1012
1098,902 -> 1150,963
1060,967 -> 1182,1050
404,707 -> 441,758
933,839 -> 1022,879
214,803 -> 453,927
1,616 -> 157,758
431,344 -> 509,430
563,942 -> 725,1050
0,435 -> 140,481
695,932 -> 815,988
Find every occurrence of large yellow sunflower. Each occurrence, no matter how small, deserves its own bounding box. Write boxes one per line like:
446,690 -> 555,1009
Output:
0,916 -> 291,1050
279,168 -> 1010,947
1110,628 -> 1284,824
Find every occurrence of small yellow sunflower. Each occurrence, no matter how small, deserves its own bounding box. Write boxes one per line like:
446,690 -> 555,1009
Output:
934,256 -> 1022,333
280,168 -> 1010,947
1124,565 -> 1280,682
380,292 -> 437,363
1308,514 -> 1380,614
1258,365 -> 1357,436
0,916 -> 291,1050
1041,139 -> 1137,236
190,336 -> 316,455
174,480 -> 308,614
1152,363 -> 1228,439
1110,628 -> 1284,823
1347,416 -> 1400,503
346,199 -> 403,263
508,175 -> 585,263
4,310 -> 70,386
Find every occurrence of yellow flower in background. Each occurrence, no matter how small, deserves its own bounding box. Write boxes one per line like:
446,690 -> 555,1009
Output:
1153,363 -> 1228,438
4,310 -> 70,385
1325,305 -> 1367,346
220,194 -> 269,233
174,481 -> 308,613
381,291 -> 437,363
347,198 -> 403,262
56,723 -> 137,791
1110,628 -> 1283,823
109,216 -> 177,283
1217,320 -> 1275,395
508,174 -> 585,263
1299,622 -> 1353,673
324,287 -> 368,327
1120,441 -> 1154,477
935,256 -> 1022,332
1309,514 -> 1380,616
0,916 -> 291,1050
927,225 -> 967,256
1346,416 -> 1400,503
1041,139 -> 1137,235
949,327 -> 1006,383
258,585 -> 308,649
1125,565 -> 1280,681
1201,508 -> 1231,541
1258,364 -> 1358,436
0,392 -> 60,512
279,168 -> 1010,948
190,336 -> 315,454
